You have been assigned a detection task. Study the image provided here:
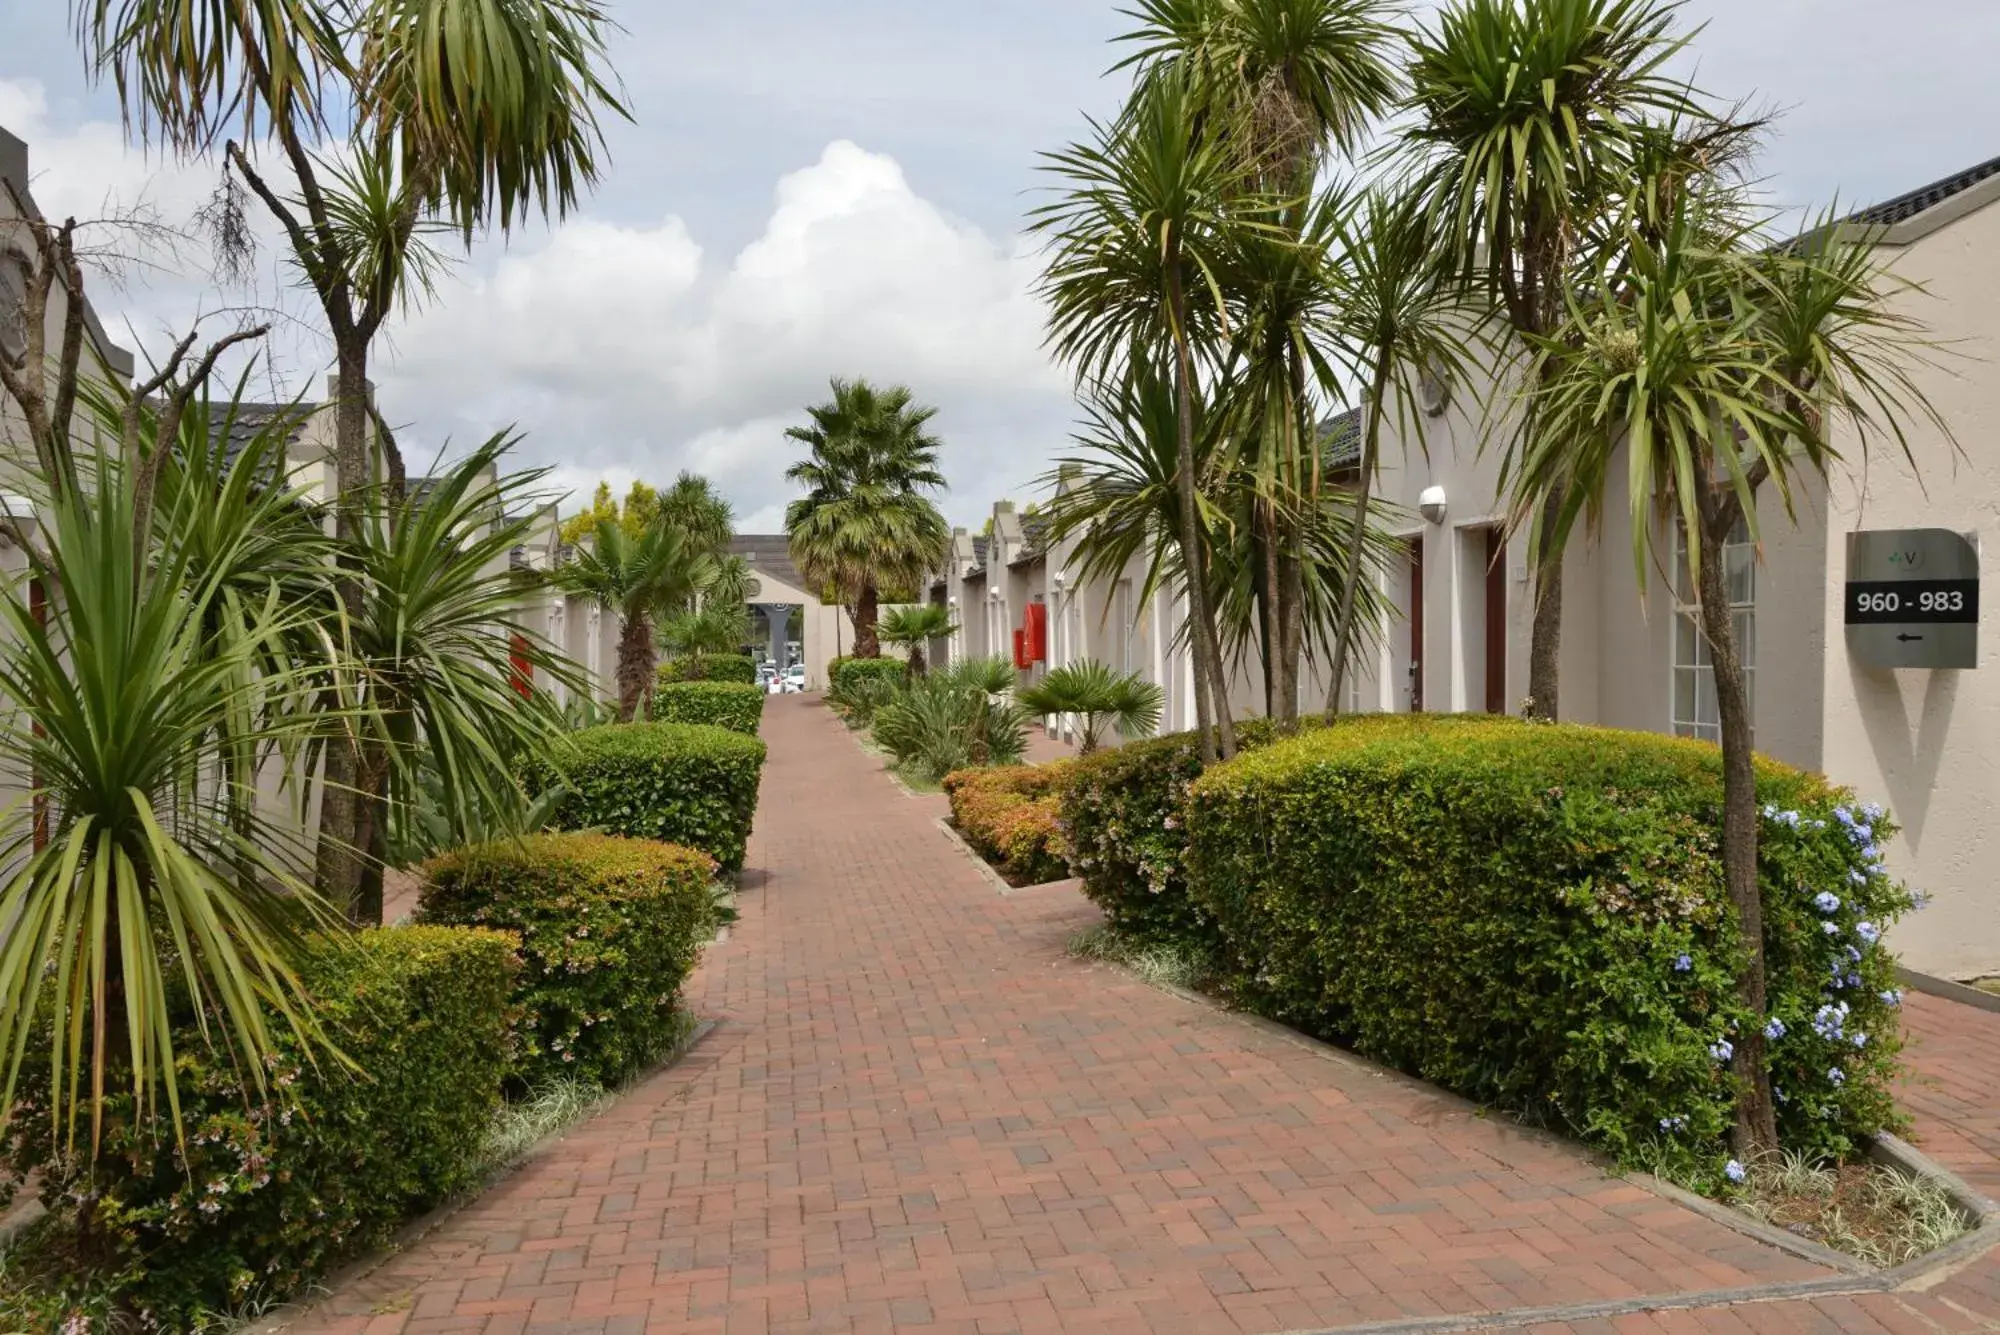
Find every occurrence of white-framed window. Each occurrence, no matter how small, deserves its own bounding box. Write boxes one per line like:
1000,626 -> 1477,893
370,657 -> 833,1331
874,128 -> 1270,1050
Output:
1671,517 -> 1755,743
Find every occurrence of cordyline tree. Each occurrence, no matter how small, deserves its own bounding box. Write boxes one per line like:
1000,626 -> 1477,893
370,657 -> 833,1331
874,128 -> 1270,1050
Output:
784,379 -> 950,659
73,0 -> 627,914
1402,0 -> 1705,720
1114,0 -> 1403,725
1512,170 -> 1947,1156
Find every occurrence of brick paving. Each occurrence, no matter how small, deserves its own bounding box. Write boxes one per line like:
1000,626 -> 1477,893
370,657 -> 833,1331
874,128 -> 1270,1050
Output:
290,696 -> 1999,1334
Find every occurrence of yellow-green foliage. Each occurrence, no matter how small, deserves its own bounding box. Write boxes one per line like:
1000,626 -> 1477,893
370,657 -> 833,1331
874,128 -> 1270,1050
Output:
421,834 -> 716,1087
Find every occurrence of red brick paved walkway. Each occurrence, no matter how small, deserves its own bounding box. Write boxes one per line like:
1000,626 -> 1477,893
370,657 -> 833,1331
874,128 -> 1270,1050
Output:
292,697 -> 1999,1334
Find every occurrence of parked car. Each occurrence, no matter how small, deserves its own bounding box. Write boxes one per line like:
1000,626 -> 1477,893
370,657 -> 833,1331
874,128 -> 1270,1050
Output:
755,663 -> 777,691
781,664 -> 807,693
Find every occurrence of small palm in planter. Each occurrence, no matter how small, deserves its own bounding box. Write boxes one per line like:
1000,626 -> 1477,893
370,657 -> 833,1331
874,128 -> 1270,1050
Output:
1017,660 -> 1164,754
878,603 -> 957,676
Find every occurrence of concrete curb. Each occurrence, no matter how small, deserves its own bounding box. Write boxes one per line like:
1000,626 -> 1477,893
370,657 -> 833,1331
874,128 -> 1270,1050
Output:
1897,966 -> 2000,1015
243,1017 -> 721,1333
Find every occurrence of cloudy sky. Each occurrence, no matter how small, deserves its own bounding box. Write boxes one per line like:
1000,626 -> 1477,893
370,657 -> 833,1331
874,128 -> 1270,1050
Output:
3,1 -> 1997,531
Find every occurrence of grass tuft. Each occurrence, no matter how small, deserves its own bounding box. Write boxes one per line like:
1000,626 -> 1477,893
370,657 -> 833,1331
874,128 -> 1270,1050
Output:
1735,1149 -> 1970,1267
1067,924 -> 1209,991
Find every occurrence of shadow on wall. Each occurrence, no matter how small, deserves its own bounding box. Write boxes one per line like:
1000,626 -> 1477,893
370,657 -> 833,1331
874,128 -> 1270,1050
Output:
1852,665 -> 1960,851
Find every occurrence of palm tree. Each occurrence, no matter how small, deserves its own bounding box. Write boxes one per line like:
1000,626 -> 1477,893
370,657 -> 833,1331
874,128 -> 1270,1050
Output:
879,603 -> 958,676
1033,68 -> 1252,762
1017,661 -> 1166,754
555,517 -> 713,723
0,448 -> 335,1181
344,439 -> 575,923
658,471 -> 736,556
1402,0 -> 1703,721
1321,183 -> 1484,714
1117,0 -> 1403,723
1514,180 -> 1947,1157
784,379 -> 950,658
74,0 -> 627,907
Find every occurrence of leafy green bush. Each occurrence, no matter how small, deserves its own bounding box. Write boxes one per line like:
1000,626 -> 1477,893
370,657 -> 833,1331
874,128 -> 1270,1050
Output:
1185,718 -> 1913,1181
871,668 -> 1029,780
0,927 -> 518,1325
1059,716 -> 1308,946
420,834 -> 715,1087
652,679 -> 765,734
539,722 -> 766,872
658,652 -> 757,685
827,656 -> 907,703
945,763 -> 1073,884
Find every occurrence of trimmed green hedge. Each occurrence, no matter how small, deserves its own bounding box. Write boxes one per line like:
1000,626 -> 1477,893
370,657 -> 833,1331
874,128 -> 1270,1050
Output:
1185,718 -> 1912,1180
421,834 -> 715,1086
827,656 -> 906,700
3,926 -> 518,1324
652,679 -> 765,734
540,722 -> 766,872
659,653 -> 758,685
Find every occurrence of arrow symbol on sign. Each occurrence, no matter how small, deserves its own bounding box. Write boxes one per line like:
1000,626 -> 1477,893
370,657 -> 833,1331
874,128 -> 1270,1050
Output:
1897,633 -> 1925,642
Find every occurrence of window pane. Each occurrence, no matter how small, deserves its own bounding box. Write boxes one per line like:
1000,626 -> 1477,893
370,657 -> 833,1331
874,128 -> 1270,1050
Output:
1696,669 -> 1717,729
1744,670 -> 1756,727
1675,613 -> 1699,668
1734,611 -> 1755,669
1674,668 -> 1697,724
1726,543 -> 1754,606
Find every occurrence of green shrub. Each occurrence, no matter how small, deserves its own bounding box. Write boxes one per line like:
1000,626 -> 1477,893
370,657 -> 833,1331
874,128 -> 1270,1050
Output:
652,679 -> 765,734
1184,718 -> 1913,1181
420,834 -> 715,1087
1059,716 -> 1310,946
871,670 -> 1030,780
945,763 -> 1073,884
658,652 -> 757,685
539,722 -> 766,872
827,656 -> 906,702
1,926 -> 518,1324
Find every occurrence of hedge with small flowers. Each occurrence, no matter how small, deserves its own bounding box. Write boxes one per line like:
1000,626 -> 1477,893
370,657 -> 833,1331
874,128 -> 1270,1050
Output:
420,834 -> 715,1088
0,925 -> 519,1325
1184,718 -> 1913,1183
651,679 -> 766,735
944,762 -> 1073,885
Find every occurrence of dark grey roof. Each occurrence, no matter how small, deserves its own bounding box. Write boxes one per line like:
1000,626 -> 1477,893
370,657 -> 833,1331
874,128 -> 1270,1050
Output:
1848,154 -> 2000,227
510,544 -> 531,571
1020,511 -> 1050,552
205,401 -> 313,469
731,534 -> 806,594
972,535 -> 990,567
1319,407 -> 1362,469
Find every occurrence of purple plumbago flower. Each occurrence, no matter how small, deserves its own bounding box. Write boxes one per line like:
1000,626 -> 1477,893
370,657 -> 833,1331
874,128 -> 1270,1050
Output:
1864,802 -> 1885,823
1828,1068 -> 1847,1088
1849,868 -> 1869,886
1710,1039 -> 1735,1063
1856,921 -> 1881,945
1673,954 -> 1693,973
1765,1018 -> 1787,1040
1880,989 -> 1904,1008
1725,1159 -> 1747,1184
1822,921 -> 1842,936
1852,1032 -> 1869,1049
1846,972 -> 1864,989
1659,1116 -> 1687,1133
1813,891 -> 1841,914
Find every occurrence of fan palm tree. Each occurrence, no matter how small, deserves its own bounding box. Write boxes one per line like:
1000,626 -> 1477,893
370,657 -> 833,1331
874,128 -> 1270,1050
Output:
1017,660 -> 1166,754
1033,68 -> 1255,762
555,516 -> 713,723
879,603 -> 958,677
1402,0 -> 1704,721
74,0 -> 627,907
1514,180 -> 1948,1157
784,379 -> 950,658
658,471 -> 736,557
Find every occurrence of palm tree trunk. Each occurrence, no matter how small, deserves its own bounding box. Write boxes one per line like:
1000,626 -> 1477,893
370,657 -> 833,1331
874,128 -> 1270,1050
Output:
1277,538 -> 1304,725
615,612 -> 655,723
1695,508 -> 1779,1157
1166,270 -> 1233,762
314,335 -> 371,913
350,734 -> 391,926
1327,361 -> 1391,718
854,583 -> 881,658
1254,505 -> 1282,719
1526,487 -> 1566,721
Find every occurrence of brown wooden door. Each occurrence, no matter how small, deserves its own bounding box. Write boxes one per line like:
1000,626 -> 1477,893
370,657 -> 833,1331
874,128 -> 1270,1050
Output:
1484,526 -> 1507,714
1409,537 -> 1424,712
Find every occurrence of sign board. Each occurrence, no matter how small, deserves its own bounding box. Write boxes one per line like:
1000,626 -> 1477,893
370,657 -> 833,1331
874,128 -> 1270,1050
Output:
1844,528 -> 1980,669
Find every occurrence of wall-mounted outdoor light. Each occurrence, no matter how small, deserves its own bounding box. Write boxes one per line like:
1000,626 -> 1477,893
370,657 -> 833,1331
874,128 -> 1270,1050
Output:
1419,485 -> 1448,526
